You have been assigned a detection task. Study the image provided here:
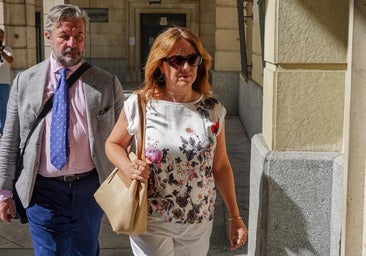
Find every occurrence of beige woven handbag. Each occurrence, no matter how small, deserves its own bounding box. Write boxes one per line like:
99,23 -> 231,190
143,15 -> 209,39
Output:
94,93 -> 147,234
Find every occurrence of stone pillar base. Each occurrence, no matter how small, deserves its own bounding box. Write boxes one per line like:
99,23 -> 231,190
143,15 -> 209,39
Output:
248,134 -> 343,256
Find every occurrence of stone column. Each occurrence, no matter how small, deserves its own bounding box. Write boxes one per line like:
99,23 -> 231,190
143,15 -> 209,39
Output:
248,0 -> 348,255
342,0 -> 366,255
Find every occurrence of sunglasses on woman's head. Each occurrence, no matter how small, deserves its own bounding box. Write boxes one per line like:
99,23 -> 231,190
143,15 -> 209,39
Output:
163,54 -> 202,69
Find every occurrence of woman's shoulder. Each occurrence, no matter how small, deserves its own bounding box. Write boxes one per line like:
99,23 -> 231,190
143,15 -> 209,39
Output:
192,94 -> 226,121
124,93 -> 139,116
197,95 -> 224,110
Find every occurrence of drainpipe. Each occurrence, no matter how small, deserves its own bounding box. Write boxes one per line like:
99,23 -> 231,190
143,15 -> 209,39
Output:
258,0 -> 265,69
237,0 -> 249,78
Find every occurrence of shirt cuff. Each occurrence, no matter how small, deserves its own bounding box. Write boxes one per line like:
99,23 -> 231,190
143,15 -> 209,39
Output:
0,190 -> 13,202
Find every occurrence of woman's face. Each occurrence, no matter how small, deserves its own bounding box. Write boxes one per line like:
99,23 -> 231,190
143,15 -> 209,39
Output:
159,40 -> 200,90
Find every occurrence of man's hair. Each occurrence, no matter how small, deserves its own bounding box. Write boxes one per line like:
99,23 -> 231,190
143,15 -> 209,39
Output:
45,4 -> 89,34
0,28 -> 4,34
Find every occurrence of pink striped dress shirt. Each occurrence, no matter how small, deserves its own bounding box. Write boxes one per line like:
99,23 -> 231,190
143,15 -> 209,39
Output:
38,55 -> 95,177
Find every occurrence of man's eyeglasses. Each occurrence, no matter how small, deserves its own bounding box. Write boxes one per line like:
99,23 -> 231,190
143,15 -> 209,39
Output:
163,54 -> 202,69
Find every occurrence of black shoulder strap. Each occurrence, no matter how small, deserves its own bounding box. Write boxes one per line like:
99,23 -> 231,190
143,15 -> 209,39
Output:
16,62 -> 92,173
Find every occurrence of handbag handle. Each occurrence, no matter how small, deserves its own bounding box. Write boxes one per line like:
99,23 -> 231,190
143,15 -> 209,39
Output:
119,93 -> 146,185
135,93 -> 146,160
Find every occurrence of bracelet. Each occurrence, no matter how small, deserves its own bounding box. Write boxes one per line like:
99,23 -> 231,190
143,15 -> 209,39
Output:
228,216 -> 242,221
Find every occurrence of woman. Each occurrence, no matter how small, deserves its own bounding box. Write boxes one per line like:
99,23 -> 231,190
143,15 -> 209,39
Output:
105,26 -> 247,255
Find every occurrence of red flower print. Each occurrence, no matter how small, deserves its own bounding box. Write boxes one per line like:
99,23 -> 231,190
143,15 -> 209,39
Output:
210,122 -> 219,135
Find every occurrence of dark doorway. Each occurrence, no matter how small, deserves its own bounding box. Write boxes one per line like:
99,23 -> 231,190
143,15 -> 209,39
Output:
140,13 -> 186,79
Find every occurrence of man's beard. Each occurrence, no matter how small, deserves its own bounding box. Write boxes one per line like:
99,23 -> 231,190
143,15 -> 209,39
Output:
60,53 -> 83,67
53,46 -> 84,67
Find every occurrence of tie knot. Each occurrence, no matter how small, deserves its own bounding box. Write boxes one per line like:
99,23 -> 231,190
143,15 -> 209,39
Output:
58,68 -> 67,77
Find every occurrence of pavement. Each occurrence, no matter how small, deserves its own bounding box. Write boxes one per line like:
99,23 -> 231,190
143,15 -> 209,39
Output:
0,115 -> 250,256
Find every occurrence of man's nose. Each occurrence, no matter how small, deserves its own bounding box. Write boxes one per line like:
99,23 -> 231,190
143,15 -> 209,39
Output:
66,36 -> 77,47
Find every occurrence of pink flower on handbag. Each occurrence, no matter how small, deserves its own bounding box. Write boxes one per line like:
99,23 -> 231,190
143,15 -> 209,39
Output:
210,121 -> 219,135
145,145 -> 163,168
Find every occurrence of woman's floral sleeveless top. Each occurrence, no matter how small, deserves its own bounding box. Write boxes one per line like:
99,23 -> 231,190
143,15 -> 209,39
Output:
124,94 -> 226,224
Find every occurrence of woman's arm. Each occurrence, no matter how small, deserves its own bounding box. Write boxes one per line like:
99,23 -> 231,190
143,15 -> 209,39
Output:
212,120 -> 248,250
105,108 -> 150,182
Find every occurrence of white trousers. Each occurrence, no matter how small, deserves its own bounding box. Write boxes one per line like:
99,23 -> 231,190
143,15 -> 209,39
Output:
130,216 -> 213,256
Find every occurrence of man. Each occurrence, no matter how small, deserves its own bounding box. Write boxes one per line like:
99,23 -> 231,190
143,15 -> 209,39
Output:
0,4 -> 124,255
0,28 -> 14,138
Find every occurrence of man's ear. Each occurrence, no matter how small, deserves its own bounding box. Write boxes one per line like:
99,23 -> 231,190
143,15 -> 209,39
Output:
44,31 -> 51,41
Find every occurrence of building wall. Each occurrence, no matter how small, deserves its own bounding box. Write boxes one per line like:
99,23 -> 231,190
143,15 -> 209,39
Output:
125,0 -> 200,83
248,0 -> 348,255
3,0 -> 364,254
212,0 -> 241,115
343,0 -> 366,254
2,1 -> 241,114
239,0 -> 264,139
250,0 -> 262,87
2,0 -> 217,86
0,0 -> 37,72
67,0 -> 126,83
199,0 -> 215,60
263,0 -> 348,152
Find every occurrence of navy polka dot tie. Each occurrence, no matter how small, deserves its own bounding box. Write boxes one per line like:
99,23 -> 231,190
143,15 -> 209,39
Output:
50,68 -> 69,170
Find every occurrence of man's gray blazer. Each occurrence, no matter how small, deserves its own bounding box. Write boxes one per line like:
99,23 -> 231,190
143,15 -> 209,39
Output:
0,59 -> 124,208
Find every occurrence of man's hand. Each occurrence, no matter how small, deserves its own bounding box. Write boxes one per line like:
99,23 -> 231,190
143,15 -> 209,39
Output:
0,197 -> 16,223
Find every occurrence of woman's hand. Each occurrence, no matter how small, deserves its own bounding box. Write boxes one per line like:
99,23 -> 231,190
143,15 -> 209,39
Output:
229,218 -> 248,251
0,198 -> 16,224
127,158 -> 152,183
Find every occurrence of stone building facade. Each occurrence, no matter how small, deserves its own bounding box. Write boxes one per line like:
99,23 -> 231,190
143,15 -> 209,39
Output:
1,0 -> 241,115
1,0 -> 366,255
